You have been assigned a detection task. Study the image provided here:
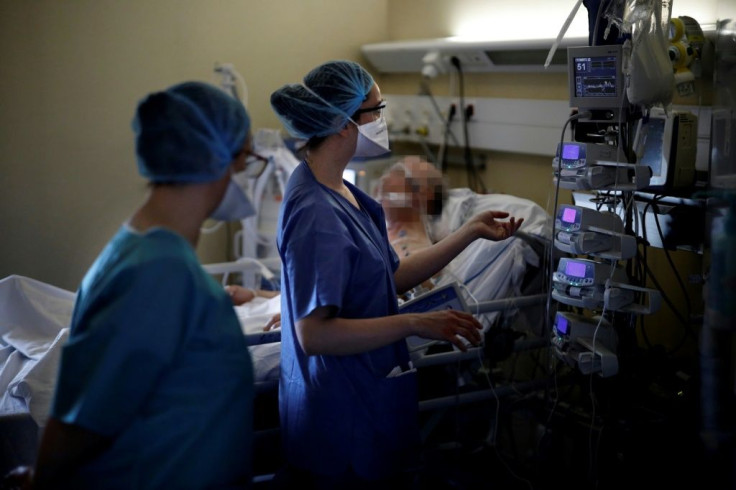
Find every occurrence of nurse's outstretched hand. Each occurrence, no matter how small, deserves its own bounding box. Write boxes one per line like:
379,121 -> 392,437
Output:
466,211 -> 523,241
410,310 -> 483,352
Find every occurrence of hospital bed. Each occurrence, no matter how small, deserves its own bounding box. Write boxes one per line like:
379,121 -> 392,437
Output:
206,185 -> 554,383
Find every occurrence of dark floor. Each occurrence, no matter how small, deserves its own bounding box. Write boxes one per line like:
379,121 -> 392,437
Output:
252,340 -> 735,490
4,340 -> 733,490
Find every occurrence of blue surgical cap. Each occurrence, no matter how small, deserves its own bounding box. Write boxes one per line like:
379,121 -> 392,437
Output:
132,81 -> 250,183
270,60 -> 374,139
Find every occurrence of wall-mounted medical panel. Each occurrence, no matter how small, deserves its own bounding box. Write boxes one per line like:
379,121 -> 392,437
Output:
362,37 -> 588,74
384,94 -> 571,157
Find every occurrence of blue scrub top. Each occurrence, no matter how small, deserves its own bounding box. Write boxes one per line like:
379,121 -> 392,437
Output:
277,162 -> 419,479
52,226 -> 253,489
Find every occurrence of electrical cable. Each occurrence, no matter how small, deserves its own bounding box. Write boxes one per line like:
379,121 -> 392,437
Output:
440,103 -> 458,173
475,347 -> 535,490
650,198 -> 693,318
418,78 -> 460,172
450,56 -> 487,194
591,0 -> 613,47
640,198 -> 695,325
417,137 -> 437,164
635,246 -> 693,331
419,79 -> 462,148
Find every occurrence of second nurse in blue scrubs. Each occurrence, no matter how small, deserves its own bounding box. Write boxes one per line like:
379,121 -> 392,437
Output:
270,60 -> 523,489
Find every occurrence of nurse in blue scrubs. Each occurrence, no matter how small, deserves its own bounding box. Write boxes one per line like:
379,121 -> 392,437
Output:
270,60 -> 523,489
27,82 -> 260,489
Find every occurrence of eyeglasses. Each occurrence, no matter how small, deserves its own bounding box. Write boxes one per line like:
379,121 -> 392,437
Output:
352,102 -> 386,120
242,152 -> 269,178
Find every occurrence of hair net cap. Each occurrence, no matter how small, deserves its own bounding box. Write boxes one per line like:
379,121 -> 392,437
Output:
270,60 -> 374,139
132,81 -> 250,183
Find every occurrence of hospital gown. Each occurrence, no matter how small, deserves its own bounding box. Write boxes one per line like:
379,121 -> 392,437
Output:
51,225 -> 253,489
277,162 -> 419,479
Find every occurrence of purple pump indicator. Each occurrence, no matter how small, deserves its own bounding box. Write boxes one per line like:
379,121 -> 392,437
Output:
562,144 -> 580,160
561,207 -> 577,224
565,260 -> 587,278
556,315 -> 569,335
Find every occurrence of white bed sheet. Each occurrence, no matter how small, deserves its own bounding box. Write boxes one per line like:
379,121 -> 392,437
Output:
430,189 -> 551,326
0,275 -> 281,430
233,296 -> 281,387
0,275 -> 74,431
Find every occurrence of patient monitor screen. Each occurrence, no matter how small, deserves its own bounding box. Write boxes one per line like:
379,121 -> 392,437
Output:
568,45 -> 624,112
573,54 -> 618,98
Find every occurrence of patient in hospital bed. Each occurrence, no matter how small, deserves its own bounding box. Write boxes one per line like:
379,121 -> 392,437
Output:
377,157 -> 449,298
227,154 -> 550,332
222,156 -> 550,383
376,157 -> 551,328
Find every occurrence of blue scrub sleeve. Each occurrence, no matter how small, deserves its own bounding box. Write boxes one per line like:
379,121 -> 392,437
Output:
53,259 -> 197,436
282,226 -> 358,321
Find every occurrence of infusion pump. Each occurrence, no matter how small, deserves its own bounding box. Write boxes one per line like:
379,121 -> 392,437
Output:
552,257 -> 662,314
552,258 -> 630,310
553,142 -> 651,191
552,312 -> 619,377
554,204 -> 636,259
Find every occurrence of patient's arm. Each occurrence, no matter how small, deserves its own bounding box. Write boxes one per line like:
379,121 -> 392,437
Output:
225,285 -> 280,306
33,417 -> 111,489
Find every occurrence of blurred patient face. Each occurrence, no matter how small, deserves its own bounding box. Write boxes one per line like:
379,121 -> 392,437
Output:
402,158 -> 446,217
378,169 -> 419,223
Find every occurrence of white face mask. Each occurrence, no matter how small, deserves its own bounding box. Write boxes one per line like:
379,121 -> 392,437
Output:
210,173 -> 256,221
354,116 -> 390,158
382,191 -> 413,208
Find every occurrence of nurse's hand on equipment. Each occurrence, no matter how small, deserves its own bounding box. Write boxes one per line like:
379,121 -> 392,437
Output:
465,210 -> 523,242
409,309 -> 483,352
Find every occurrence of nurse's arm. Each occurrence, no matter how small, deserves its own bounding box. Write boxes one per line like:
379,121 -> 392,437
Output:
297,306 -> 482,356
393,210 -> 521,293
393,224 -> 475,293
33,417 -> 111,489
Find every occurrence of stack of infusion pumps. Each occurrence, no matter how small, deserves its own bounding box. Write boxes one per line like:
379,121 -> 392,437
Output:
550,205 -> 662,378
550,44 -> 662,377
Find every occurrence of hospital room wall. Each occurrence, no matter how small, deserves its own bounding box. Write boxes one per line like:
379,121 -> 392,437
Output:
379,0 -> 715,208
0,0 -> 389,292
378,0 -> 581,210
